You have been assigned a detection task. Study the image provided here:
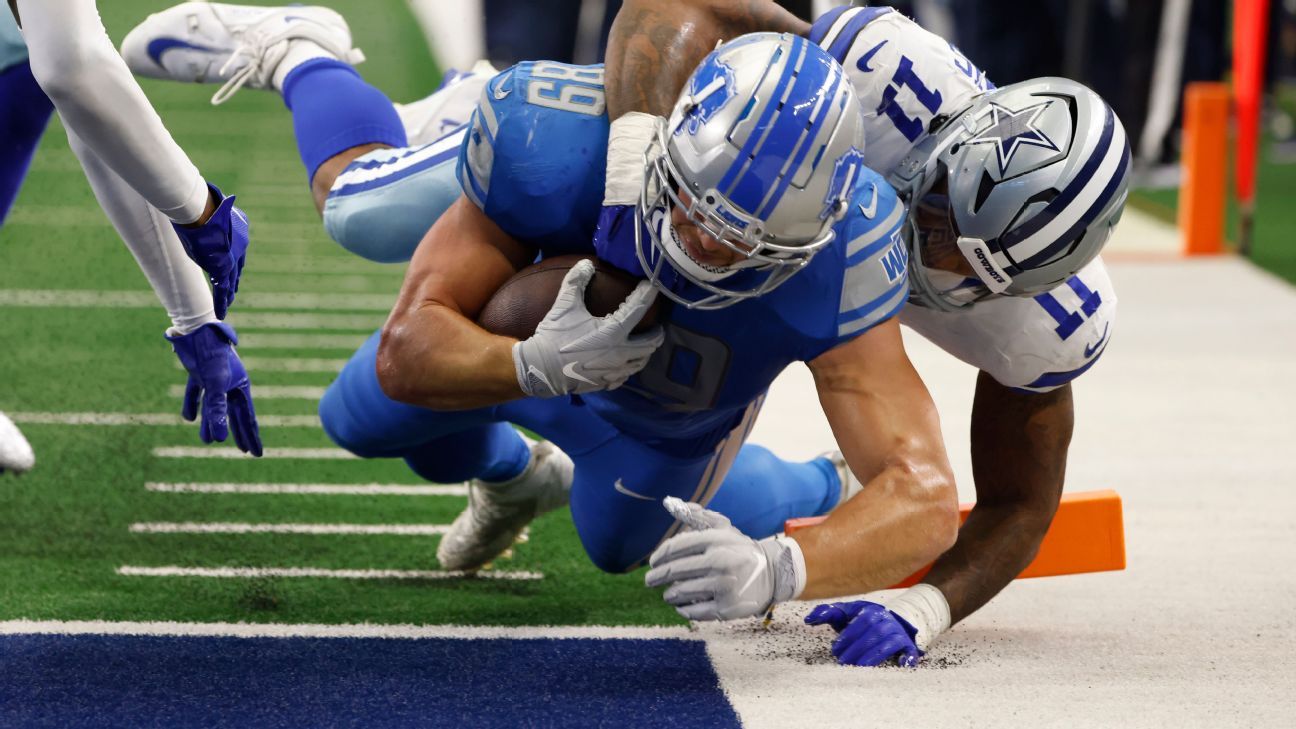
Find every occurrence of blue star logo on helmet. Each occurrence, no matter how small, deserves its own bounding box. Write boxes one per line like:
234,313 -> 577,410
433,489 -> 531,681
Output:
674,56 -> 737,137
965,101 -> 1061,174
821,147 -> 865,220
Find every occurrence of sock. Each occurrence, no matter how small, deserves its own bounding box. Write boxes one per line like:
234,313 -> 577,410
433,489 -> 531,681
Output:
403,424 -> 531,485
280,58 -> 407,184
0,61 -> 55,225
707,445 -> 840,538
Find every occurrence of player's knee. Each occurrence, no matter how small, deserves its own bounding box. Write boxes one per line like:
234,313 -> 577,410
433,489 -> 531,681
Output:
318,383 -> 386,459
322,198 -> 424,264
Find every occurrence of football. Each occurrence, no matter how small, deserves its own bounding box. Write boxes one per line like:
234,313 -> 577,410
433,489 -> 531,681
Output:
477,254 -> 662,339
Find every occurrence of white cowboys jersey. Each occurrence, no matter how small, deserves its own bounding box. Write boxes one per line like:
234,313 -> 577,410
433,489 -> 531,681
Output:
811,5 -> 1116,392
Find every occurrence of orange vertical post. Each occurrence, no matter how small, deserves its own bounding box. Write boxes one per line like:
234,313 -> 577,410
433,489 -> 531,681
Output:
1178,83 -> 1230,255
1233,0 -> 1270,255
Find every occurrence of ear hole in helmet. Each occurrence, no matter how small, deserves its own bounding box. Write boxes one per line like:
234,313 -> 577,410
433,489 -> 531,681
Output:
973,169 -> 996,213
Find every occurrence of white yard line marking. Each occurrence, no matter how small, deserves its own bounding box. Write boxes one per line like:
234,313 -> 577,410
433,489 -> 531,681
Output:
169,385 -> 326,400
0,619 -> 699,641
0,289 -> 392,311
129,522 -> 451,535
238,333 -> 369,350
117,566 -> 536,580
146,482 -> 468,496
234,357 -> 347,373
152,447 -> 354,459
229,312 -> 384,331
249,256 -> 405,277
11,412 -> 318,427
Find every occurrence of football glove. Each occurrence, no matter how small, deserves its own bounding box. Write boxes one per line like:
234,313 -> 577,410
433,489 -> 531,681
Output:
172,184 -> 249,320
512,259 -> 663,398
645,497 -> 805,621
805,600 -> 924,668
167,322 -> 262,456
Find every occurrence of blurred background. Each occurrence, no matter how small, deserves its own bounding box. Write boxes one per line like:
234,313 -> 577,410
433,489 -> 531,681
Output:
411,0 -> 1296,284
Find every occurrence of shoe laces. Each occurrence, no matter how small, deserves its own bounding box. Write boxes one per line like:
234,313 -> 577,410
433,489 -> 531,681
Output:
210,21 -> 365,105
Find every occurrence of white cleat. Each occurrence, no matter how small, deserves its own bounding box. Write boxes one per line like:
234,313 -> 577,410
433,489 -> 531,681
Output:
436,439 -> 573,572
0,411 -> 35,475
121,2 -> 364,104
822,450 -> 863,509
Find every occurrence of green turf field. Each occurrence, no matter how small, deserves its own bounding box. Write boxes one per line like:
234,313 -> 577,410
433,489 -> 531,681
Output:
0,1 -> 681,628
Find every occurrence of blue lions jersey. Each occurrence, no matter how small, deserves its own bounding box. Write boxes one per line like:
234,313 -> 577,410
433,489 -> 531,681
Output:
459,61 -> 909,456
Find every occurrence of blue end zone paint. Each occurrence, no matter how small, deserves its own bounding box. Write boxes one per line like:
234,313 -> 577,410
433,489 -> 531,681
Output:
0,635 -> 740,728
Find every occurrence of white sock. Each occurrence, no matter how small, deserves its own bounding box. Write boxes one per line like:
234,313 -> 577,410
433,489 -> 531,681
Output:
271,40 -> 337,92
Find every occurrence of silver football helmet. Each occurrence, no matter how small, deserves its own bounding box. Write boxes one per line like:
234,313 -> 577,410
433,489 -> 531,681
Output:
637,33 -> 867,309
888,77 -> 1132,311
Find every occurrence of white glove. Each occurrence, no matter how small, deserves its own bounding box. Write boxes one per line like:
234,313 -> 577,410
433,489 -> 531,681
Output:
512,260 -> 664,398
644,497 -> 806,621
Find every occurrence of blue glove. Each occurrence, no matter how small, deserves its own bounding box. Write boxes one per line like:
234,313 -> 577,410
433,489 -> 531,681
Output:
172,184 -> 249,320
167,322 -> 262,456
805,600 -> 924,667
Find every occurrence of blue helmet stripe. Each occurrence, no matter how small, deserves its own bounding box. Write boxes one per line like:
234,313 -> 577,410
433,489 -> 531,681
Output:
753,67 -> 843,219
996,105 -> 1116,261
1017,140 -> 1130,269
716,38 -> 806,196
725,40 -> 837,213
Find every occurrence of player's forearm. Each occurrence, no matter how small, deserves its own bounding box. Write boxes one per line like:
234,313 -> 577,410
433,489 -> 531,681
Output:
605,0 -> 809,119
794,455 -> 958,600
923,374 -> 1073,624
377,302 -> 522,410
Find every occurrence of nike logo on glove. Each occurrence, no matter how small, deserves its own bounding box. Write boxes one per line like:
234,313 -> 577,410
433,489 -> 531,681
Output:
738,549 -> 769,596
562,361 -> 597,386
614,479 -> 656,501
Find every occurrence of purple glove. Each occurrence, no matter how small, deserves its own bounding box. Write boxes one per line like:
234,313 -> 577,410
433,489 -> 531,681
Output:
167,322 -> 261,456
172,184 -> 249,320
805,600 -> 924,667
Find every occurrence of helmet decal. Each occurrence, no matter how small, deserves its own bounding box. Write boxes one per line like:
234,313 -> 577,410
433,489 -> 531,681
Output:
964,101 -> 1061,175
821,146 -> 865,220
674,56 -> 737,137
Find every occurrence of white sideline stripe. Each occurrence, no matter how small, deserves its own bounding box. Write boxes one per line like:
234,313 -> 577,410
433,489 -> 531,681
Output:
170,385 -> 327,400
239,333 -> 369,350
10,412 -> 319,428
230,312 -> 384,330
173,357 -> 347,373
0,619 -> 698,642
0,289 -> 392,311
118,566 -> 536,580
153,447 -> 355,459
130,522 -> 451,535
146,482 -> 469,496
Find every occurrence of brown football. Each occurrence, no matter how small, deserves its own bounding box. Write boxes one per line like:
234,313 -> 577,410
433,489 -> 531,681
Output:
477,254 -> 662,340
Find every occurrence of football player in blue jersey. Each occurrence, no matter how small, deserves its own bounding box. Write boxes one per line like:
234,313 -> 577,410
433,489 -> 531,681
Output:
602,0 -> 1131,665
125,5 -> 965,616
0,2 -> 266,459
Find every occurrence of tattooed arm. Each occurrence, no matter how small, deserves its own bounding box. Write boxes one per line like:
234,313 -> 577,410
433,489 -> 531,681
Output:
923,372 -> 1074,624
605,0 -> 809,120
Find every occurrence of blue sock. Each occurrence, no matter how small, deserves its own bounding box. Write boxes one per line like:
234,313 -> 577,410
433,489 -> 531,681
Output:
280,58 -> 407,184
403,424 -> 531,485
0,61 -> 55,226
707,445 -> 841,538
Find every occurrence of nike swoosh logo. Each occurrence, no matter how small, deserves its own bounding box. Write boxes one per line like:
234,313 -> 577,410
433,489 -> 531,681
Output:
1084,322 -> 1110,359
737,549 -> 769,597
493,81 -> 511,100
614,479 -> 655,502
856,40 -> 888,73
858,185 -> 879,219
562,361 -> 597,386
147,38 -> 218,67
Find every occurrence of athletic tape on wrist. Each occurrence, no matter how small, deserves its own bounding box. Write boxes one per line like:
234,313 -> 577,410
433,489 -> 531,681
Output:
885,583 -> 951,651
605,112 -> 663,205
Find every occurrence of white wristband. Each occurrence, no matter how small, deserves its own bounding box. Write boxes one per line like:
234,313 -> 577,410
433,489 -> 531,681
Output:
776,535 -> 808,601
605,112 -> 663,205
885,583 -> 951,651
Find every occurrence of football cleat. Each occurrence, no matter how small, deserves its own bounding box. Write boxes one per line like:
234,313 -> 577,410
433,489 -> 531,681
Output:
436,439 -> 573,572
822,450 -> 863,509
121,2 -> 364,104
0,411 -> 35,475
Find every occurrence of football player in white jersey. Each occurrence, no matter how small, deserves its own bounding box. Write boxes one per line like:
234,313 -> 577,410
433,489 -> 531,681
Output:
0,1 -> 282,457
603,1 -> 1129,665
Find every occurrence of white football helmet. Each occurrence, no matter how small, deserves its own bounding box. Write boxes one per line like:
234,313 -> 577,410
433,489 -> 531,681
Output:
637,33 -> 867,309
889,77 -> 1132,311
